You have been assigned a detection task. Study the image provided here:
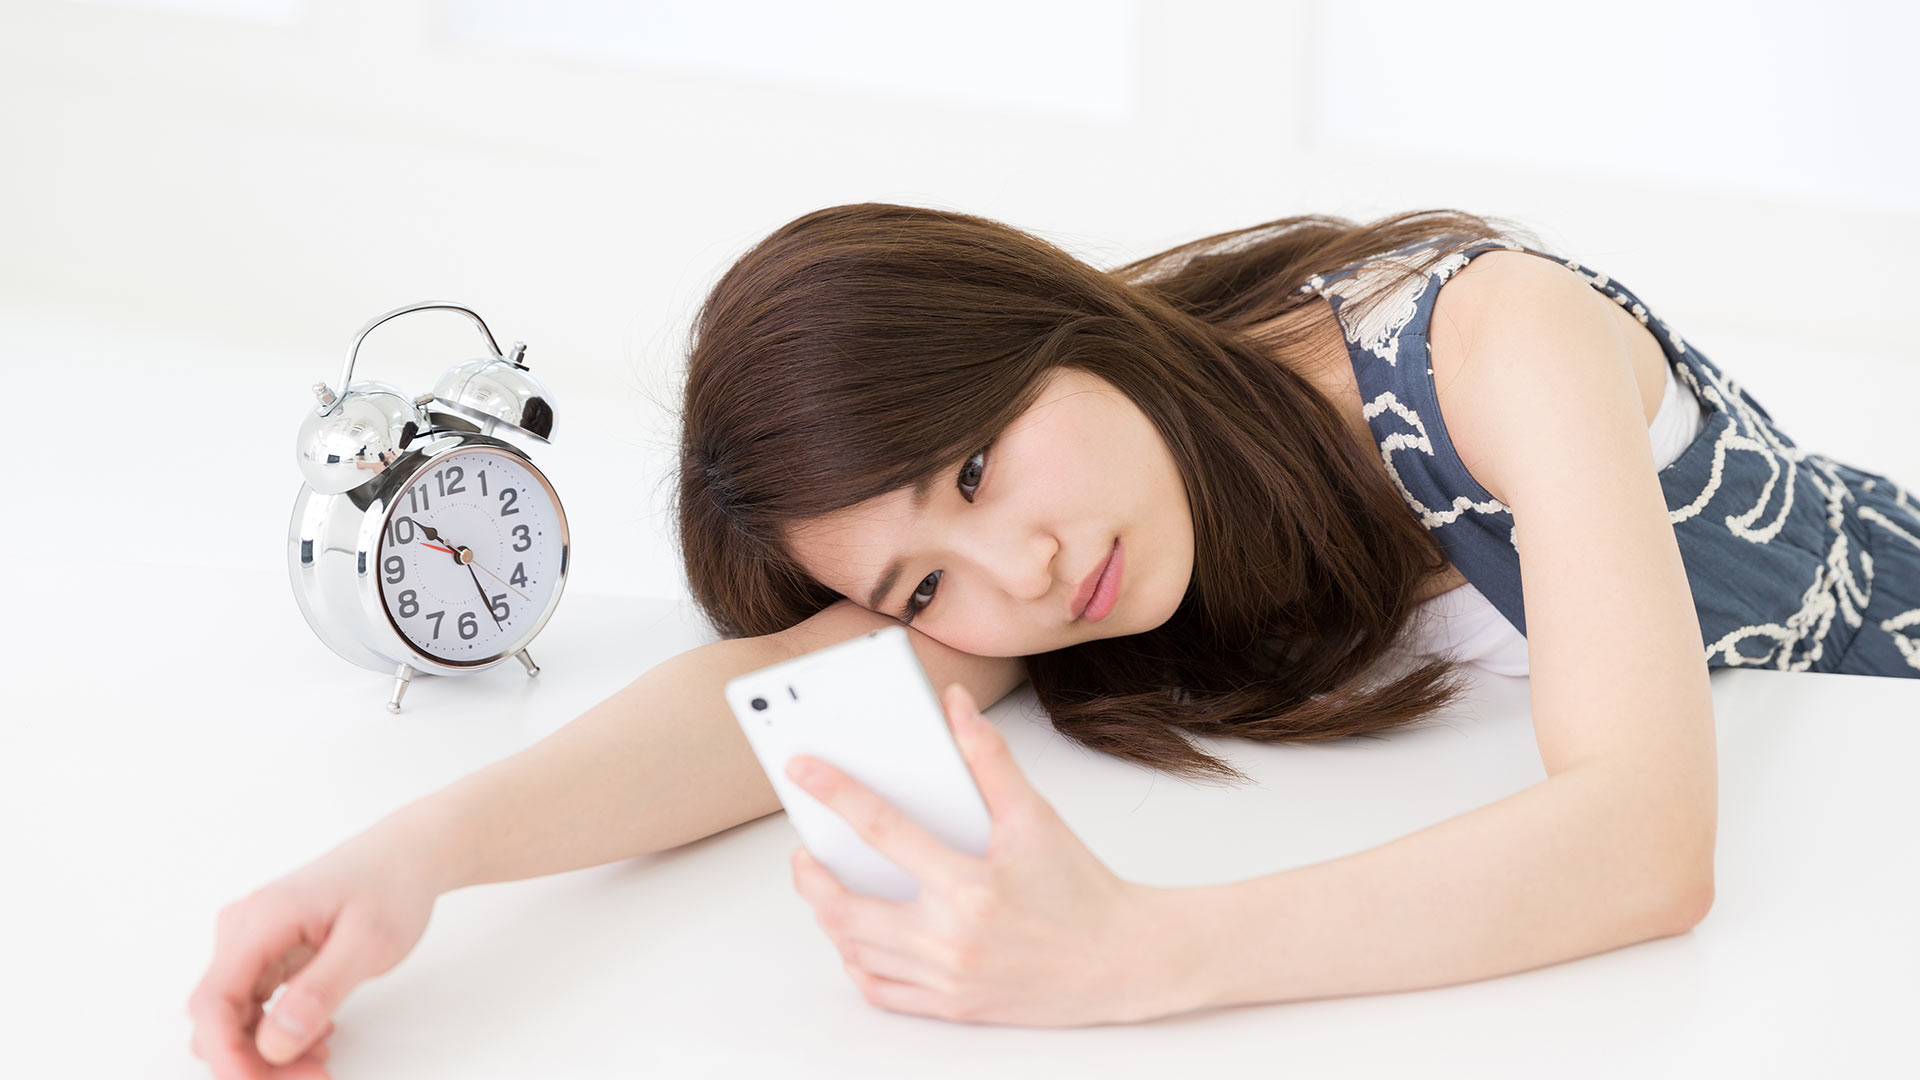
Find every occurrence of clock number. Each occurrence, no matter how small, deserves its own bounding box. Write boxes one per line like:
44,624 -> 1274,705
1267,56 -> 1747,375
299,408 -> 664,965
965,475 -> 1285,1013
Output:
398,589 -> 420,618
499,488 -> 519,516
386,516 -> 417,546
383,555 -> 405,584
477,469 -> 489,496
408,484 -> 430,514
426,610 -> 445,639
490,593 -> 510,622
458,611 -> 479,640
510,562 -> 527,588
511,524 -> 531,552
436,466 -> 467,497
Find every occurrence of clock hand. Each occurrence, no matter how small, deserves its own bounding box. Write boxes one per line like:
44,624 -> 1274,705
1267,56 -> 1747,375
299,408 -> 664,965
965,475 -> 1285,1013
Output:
467,557 -> 531,603
467,563 -> 506,630
416,518 -> 530,611
411,522 -> 466,564
417,523 -> 465,563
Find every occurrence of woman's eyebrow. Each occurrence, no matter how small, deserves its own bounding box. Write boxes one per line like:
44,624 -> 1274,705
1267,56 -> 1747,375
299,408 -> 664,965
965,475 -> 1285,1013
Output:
867,561 -> 904,612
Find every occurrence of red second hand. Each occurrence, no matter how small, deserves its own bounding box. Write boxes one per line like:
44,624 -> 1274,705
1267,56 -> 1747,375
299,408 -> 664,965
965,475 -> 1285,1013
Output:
422,543 -> 457,555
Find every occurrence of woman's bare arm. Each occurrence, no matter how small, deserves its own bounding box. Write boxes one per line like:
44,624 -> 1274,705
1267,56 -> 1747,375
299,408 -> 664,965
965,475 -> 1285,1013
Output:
388,599 -> 1030,894
1155,252 -> 1718,1014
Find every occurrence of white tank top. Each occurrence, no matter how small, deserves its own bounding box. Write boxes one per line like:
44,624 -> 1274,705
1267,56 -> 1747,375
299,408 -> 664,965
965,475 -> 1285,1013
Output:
1400,359 -> 1707,677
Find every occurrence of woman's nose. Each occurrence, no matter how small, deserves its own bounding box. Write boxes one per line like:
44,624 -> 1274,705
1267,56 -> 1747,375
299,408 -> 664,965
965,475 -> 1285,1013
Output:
961,524 -> 1057,603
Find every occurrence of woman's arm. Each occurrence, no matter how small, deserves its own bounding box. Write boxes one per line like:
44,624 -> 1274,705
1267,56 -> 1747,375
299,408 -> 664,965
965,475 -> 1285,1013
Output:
384,599 -> 1029,894
185,603 -> 1027,1070
1144,252 -> 1719,1015
1154,761 -> 1712,1011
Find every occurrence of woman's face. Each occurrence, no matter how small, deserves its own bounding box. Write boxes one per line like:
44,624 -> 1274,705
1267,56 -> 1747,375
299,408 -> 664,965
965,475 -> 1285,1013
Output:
784,367 -> 1195,659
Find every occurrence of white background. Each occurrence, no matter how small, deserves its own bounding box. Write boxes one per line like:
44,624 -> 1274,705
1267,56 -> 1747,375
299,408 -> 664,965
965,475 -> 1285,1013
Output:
5,0 -> 1916,602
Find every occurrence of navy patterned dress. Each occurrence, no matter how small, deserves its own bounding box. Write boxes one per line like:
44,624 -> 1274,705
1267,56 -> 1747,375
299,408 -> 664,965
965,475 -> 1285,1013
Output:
1293,236 -> 1920,677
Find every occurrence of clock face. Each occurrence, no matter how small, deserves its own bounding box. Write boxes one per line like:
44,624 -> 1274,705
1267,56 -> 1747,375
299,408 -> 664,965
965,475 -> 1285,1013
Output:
375,448 -> 566,662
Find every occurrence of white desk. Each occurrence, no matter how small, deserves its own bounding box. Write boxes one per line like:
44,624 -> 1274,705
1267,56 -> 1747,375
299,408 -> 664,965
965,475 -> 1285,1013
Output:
4,303 -> 1916,1077
8,575 -> 1919,1079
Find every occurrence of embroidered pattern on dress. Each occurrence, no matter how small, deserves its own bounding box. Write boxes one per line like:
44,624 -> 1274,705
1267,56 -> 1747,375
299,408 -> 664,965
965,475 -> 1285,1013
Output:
1316,236 -> 1523,368
1669,343 -> 1875,671
1342,238 -> 1910,676
1854,497 -> 1920,669
1699,451 -> 1870,670
1362,390 -> 1518,545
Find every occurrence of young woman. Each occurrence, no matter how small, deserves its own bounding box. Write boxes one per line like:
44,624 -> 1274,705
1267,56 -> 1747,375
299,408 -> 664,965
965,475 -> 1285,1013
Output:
189,206 -> 1920,1073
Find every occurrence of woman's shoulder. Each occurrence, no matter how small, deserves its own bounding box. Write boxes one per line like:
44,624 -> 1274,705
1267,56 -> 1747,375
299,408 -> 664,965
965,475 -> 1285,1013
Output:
1426,249 -> 1664,506
1429,247 -> 1576,355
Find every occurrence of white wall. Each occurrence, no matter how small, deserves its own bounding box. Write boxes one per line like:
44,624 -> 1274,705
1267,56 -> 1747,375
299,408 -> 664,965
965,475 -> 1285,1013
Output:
5,0 -> 1915,603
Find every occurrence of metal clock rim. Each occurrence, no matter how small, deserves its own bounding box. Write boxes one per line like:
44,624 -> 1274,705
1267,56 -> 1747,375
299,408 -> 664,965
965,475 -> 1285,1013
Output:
356,436 -> 570,674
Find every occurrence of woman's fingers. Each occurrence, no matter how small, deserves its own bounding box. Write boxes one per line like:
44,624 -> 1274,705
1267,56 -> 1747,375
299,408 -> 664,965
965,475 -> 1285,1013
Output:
190,824 -> 442,1077
253,941 -> 317,1004
841,939 -> 951,995
254,910 -> 393,1065
308,1020 -> 336,1062
188,898 -> 350,1077
189,898 -> 318,1073
188,974 -> 277,1078
187,1016 -> 336,1078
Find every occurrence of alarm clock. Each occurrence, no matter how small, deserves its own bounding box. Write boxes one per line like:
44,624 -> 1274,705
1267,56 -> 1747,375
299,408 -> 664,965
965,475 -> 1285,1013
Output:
288,301 -> 571,712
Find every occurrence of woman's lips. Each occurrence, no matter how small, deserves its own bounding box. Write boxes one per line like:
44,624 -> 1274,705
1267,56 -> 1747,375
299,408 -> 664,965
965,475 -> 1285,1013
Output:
1074,539 -> 1122,622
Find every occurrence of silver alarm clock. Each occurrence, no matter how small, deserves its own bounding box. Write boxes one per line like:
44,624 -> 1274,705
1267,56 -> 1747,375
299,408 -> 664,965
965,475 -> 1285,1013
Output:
289,301 -> 571,712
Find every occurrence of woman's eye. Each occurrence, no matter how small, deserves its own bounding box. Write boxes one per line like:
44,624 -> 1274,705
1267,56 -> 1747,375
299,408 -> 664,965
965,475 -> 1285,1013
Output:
904,571 -> 940,620
957,443 -> 987,497
900,441 -> 991,623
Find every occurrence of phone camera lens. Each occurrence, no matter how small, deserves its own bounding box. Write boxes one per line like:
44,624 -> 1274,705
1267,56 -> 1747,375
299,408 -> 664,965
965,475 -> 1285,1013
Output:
750,697 -> 767,711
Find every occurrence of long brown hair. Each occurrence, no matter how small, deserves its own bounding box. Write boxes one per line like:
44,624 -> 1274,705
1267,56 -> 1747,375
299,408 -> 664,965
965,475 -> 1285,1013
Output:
671,204 -> 1543,784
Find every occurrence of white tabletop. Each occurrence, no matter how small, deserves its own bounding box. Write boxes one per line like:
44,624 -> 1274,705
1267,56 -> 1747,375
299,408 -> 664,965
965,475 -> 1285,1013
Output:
8,573 -> 1920,1079
5,303 -> 1917,1077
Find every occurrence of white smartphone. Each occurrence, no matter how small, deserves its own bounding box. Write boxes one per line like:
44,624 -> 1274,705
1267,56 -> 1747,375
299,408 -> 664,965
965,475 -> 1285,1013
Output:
723,625 -> 992,902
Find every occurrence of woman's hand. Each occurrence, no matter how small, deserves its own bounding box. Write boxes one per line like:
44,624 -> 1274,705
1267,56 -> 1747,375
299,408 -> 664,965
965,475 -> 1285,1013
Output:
186,814 -> 445,1077
785,682 -> 1182,1027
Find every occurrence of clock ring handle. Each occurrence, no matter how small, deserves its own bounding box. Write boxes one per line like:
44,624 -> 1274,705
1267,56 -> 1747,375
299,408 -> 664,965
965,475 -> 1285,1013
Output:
321,301 -> 506,415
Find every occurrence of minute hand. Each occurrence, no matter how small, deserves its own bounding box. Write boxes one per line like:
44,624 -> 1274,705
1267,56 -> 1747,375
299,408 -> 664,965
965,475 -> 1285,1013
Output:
466,563 -> 505,630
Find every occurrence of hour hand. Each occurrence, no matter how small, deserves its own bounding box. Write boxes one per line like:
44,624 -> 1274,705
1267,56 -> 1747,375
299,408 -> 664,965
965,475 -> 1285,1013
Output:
417,522 -> 462,561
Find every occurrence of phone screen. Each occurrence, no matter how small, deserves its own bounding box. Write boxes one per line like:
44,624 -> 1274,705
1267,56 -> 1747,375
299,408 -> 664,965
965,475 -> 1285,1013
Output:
724,626 -> 992,901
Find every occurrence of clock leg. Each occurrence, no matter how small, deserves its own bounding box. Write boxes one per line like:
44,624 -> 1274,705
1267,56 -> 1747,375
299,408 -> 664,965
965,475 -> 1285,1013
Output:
387,663 -> 415,713
515,649 -> 541,678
